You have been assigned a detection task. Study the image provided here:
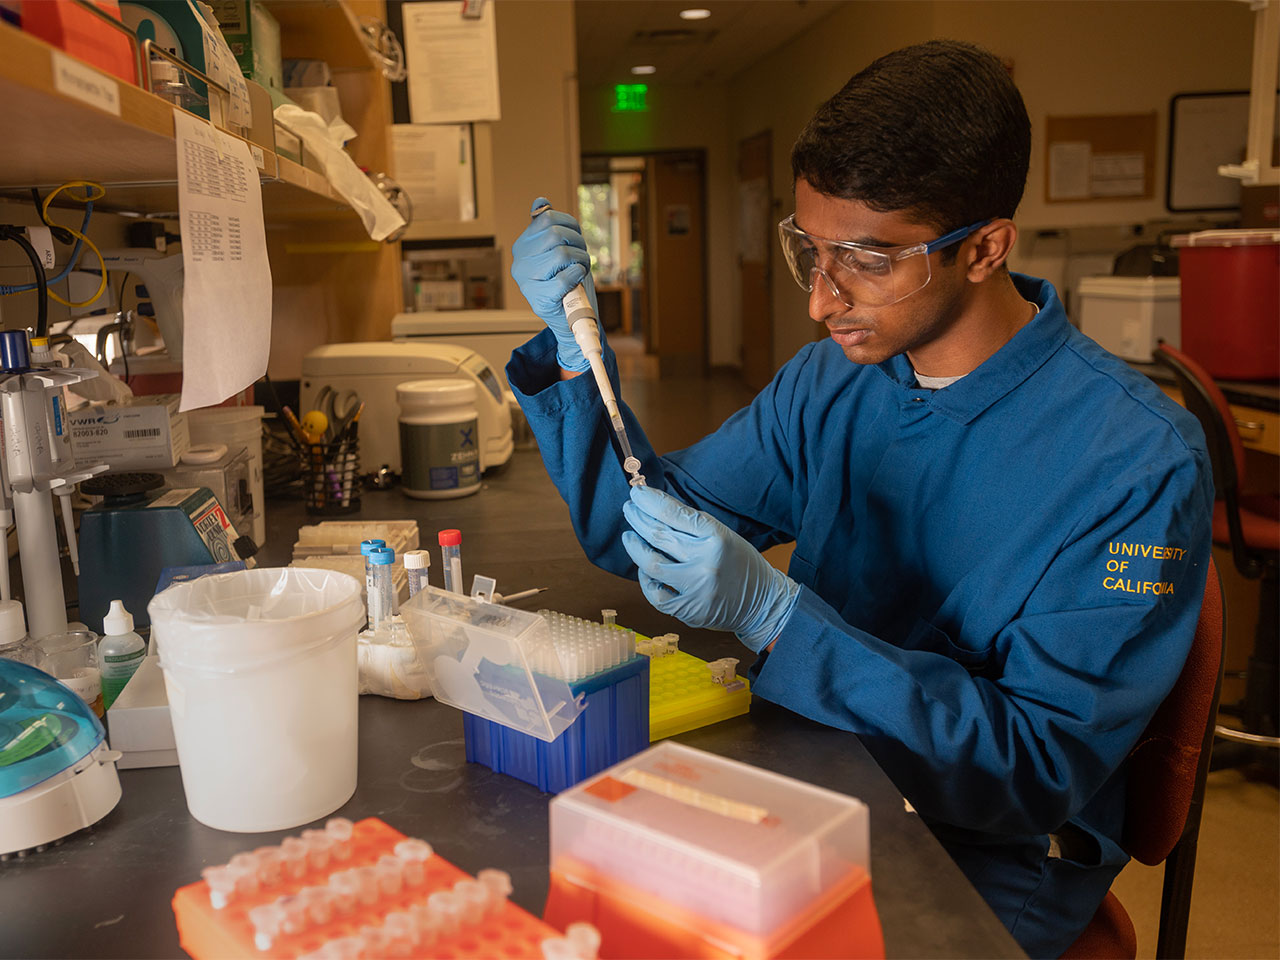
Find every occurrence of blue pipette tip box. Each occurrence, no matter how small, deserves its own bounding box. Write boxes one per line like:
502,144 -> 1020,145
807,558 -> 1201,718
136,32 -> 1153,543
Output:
464,654 -> 650,794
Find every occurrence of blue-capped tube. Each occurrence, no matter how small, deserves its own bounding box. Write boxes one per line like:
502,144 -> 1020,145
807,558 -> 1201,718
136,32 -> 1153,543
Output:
368,547 -> 395,631
360,539 -> 386,623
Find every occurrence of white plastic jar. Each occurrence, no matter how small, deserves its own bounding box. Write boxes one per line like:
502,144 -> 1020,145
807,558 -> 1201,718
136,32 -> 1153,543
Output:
396,379 -> 481,499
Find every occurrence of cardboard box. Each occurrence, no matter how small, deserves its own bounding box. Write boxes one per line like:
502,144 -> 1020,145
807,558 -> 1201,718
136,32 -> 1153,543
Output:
210,0 -> 282,91
68,394 -> 190,470
107,656 -> 177,769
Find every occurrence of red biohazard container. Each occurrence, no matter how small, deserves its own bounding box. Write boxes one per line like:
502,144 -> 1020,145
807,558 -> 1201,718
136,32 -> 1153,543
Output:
1171,229 -> 1280,380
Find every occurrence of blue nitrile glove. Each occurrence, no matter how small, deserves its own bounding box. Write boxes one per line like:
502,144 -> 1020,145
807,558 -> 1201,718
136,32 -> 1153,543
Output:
510,197 -> 602,373
620,485 -> 801,652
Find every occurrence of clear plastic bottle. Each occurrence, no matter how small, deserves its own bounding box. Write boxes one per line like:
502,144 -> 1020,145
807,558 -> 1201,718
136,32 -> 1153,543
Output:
403,550 -> 431,597
99,599 -> 145,710
368,547 -> 395,631
438,529 -> 462,595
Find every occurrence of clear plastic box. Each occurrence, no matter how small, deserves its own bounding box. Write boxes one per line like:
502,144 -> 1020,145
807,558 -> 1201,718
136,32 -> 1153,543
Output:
549,741 -> 869,937
399,585 -> 583,742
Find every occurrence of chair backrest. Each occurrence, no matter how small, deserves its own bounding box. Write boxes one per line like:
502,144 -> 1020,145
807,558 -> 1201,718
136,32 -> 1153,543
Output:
1122,556 -> 1224,865
1152,342 -> 1246,498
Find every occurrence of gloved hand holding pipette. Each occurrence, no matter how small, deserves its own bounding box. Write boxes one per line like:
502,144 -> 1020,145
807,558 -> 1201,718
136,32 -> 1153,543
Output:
621,485 -> 801,652
511,197 -> 645,485
510,198 -> 601,374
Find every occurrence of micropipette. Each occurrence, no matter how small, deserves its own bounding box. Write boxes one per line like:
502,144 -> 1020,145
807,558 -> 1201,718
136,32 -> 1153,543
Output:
531,202 -> 646,486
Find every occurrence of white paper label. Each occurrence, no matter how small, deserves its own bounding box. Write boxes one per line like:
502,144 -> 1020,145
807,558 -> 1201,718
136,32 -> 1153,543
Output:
250,144 -> 266,170
59,667 -> 102,707
51,51 -> 121,116
25,226 -> 55,269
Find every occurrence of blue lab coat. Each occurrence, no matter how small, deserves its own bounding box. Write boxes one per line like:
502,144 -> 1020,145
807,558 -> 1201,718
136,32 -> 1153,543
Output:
508,275 -> 1213,958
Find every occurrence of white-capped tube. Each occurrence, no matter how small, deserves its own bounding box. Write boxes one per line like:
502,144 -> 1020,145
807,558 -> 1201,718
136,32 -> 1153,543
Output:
404,550 -> 431,596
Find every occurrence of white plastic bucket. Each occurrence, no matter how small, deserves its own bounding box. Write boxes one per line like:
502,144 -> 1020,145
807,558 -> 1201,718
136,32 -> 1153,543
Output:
149,567 -> 364,832
186,406 -> 266,546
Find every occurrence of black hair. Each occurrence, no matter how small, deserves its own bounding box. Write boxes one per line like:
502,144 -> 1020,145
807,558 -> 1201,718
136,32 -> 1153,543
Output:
791,40 -> 1031,247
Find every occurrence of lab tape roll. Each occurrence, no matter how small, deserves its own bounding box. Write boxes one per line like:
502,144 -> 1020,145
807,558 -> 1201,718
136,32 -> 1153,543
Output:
147,567 -> 365,833
396,379 -> 481,500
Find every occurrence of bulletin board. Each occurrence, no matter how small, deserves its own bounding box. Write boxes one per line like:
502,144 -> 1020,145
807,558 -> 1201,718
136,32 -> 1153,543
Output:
1044,113 -> 1157,203
1166,90 -> 1278,212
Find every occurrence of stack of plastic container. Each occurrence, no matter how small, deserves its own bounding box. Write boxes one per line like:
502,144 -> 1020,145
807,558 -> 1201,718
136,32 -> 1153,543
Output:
172,817 -> 588,959
543,742 -> 883,960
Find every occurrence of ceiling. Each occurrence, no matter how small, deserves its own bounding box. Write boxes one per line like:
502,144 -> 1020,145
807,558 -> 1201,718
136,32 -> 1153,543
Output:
574,0 -> 846,87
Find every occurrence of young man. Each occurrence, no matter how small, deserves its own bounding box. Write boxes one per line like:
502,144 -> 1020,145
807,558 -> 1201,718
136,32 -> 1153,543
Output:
507,40 -> 1212,957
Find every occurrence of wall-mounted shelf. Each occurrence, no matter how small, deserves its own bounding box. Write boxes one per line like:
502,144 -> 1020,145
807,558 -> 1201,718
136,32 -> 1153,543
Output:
0,22 -> 352,221
265,0 -> 377,72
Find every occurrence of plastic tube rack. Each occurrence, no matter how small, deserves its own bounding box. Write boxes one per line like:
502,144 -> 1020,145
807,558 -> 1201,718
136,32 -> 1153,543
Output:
172,817 -> 582,959
643,636 -> 752,741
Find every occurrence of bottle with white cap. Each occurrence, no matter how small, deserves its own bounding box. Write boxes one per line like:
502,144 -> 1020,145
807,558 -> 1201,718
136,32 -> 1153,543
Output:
99,599 -> 145,711
0,599 -> 38,668
403,550 -> 431,597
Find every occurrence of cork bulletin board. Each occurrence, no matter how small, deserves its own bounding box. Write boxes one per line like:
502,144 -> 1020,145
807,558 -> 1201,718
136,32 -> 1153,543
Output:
1044,113 -> 1158,203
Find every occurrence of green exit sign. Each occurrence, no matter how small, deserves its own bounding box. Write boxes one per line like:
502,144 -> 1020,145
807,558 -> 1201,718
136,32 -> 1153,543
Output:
613,84 -> 648,112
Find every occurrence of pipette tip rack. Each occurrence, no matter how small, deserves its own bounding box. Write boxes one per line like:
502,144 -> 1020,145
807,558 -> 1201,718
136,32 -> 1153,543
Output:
465,611 -> 650,793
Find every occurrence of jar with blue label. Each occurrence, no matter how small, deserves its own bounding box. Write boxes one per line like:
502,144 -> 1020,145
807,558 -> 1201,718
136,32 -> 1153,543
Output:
396,379 -> 481,499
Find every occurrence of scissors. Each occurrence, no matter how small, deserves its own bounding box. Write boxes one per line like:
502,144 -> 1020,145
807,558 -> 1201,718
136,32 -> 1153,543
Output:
314,386 -> 361,441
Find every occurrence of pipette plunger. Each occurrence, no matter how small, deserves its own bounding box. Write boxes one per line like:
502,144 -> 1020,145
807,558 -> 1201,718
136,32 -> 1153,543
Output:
531,202 -> 643,485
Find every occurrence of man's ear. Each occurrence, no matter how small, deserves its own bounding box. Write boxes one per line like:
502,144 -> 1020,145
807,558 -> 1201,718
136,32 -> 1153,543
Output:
965,219 -> 1018,282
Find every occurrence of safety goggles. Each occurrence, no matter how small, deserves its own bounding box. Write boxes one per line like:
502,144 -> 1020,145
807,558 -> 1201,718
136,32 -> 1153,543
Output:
777,214 -> 992,307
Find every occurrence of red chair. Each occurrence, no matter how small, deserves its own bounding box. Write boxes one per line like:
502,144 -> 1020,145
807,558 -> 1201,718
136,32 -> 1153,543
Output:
1063,558 -> 1225,959
1152,341 -> 1278,749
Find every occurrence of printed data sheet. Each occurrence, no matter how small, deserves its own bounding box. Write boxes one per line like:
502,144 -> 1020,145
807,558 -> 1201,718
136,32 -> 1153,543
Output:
173,110 -> 272,411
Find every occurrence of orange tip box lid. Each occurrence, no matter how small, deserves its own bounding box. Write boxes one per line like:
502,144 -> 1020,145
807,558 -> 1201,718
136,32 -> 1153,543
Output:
549,741 -> 870,938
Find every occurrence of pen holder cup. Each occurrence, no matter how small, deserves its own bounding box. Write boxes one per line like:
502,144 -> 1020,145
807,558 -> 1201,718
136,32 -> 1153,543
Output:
303,438 -> 361,516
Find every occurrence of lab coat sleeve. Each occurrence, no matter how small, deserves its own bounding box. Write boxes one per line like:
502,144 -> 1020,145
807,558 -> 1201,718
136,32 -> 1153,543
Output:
507,328 -> 808,577
751,448 -> 1213,836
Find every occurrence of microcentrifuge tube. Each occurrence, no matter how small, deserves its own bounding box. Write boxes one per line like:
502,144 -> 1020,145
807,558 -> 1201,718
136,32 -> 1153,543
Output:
438,529 -> 463,595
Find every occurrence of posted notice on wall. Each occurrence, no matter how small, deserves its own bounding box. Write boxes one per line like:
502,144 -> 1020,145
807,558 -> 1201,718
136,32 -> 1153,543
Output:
173,110 -> 272,411
391,123 -> 476,222
403,0 -> 501,124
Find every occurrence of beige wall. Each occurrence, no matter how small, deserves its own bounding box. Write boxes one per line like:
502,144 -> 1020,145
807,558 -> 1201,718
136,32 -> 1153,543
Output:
400,0 -> 580,316
579,82 -> 737,366
727,0 -> 1257,372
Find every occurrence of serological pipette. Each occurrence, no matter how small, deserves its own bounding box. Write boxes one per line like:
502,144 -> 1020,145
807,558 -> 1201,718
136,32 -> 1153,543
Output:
531,202 -> 646,487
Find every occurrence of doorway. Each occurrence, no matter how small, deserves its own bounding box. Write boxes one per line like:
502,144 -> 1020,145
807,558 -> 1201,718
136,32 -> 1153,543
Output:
579,151 -> 708,377
738,130 -> 774,391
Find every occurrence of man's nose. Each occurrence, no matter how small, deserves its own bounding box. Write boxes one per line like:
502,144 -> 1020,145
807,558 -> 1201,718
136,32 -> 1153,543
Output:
808,268 -> 846,323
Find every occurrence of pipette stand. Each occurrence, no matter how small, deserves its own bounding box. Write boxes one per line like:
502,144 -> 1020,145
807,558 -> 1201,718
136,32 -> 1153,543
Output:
0,362 -> 107,639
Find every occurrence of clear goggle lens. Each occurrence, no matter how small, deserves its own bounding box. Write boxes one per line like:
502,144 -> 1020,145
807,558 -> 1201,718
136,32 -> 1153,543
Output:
776,215 -> 990,307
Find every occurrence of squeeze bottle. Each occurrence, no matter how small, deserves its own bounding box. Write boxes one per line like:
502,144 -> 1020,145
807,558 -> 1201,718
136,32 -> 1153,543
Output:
100,599 -> 145,710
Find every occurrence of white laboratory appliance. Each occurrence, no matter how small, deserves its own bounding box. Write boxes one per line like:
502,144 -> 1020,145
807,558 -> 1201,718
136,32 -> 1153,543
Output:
300,343 -> 513,475
0,660 -> 122,858
390,309 -> 544,392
